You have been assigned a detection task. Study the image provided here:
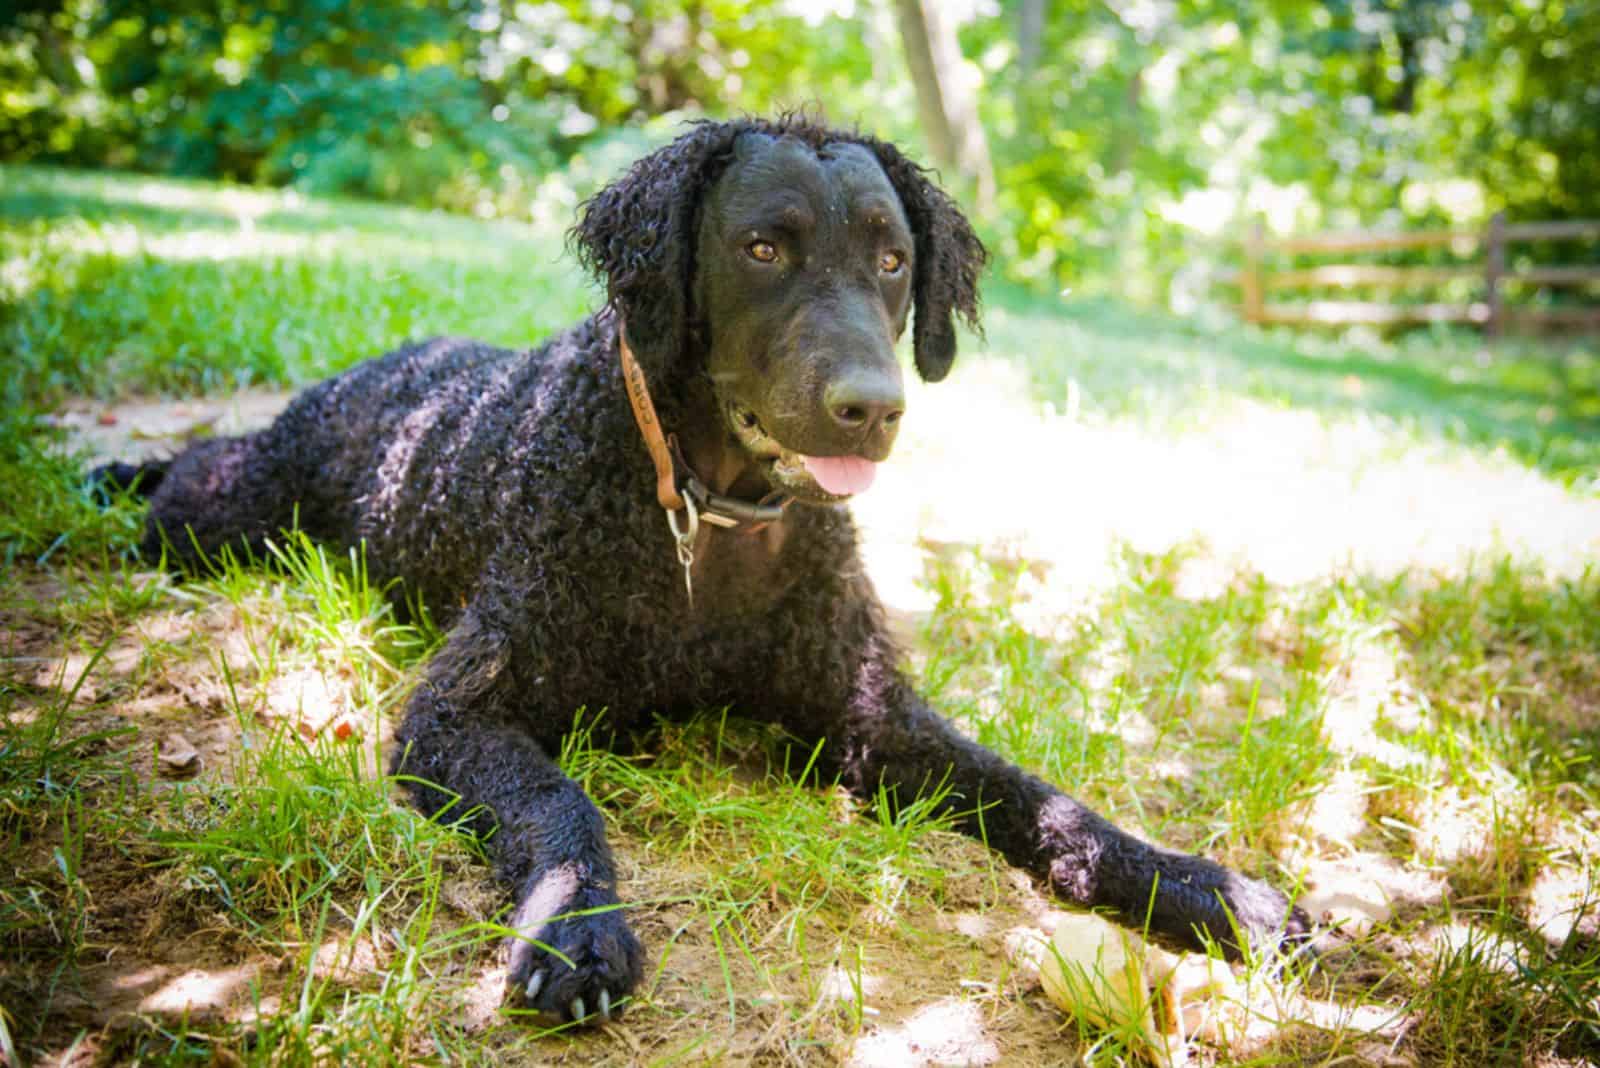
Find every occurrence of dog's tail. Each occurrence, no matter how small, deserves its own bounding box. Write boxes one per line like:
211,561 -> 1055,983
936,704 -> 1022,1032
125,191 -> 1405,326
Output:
85,459 -> 170,506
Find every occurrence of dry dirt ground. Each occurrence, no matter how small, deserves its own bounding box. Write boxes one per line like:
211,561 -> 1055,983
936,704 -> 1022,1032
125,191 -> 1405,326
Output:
8,366 -> 1600,1066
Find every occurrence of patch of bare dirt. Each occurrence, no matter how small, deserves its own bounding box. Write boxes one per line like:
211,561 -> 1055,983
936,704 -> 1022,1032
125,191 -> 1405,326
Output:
0,568 -> 404,1059
42,389 -> 293,467
447,847 -> 1078,1065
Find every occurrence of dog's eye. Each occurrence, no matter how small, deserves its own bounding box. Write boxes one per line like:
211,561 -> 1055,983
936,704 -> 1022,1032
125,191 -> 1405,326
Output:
746,240 -> 779,264
879,250 -> 906,274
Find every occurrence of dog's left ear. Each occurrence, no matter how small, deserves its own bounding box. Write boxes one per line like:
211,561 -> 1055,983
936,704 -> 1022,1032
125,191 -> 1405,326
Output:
866,141 -> 987,383
571,120 -> 747,386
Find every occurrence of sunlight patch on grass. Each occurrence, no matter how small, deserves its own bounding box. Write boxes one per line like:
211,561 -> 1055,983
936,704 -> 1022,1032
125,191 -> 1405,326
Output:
136,963 -> 260,1020
856,359 -> 1599,626
48,222 -> 338,262
847,997 -> 999,1067
1525,863 -> 1599,947
116,173 -> 291,218
42,390 -> 293,467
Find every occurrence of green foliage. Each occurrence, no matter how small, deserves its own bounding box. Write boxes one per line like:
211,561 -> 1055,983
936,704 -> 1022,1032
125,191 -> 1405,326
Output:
2,1 -> 1593,301
963,0 -> 1600,295
0,0 -> 874,218
4,0 -> 572,213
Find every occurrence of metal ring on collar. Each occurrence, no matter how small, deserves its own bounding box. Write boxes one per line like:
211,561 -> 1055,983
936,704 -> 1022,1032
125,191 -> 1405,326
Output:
665,494 -> 699,562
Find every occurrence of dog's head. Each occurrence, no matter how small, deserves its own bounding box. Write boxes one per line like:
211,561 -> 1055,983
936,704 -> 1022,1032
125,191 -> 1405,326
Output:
572,117 -> 985,503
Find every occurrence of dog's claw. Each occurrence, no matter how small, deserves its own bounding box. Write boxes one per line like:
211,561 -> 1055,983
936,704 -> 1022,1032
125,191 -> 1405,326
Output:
599,989 -> 611,1020
526,971 -> 543,1002
572,996 -> 586,1022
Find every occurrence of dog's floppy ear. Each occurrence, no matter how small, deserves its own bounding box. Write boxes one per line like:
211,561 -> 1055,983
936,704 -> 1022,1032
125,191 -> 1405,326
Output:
865,141 -> 987,383
571,120 -> 746,385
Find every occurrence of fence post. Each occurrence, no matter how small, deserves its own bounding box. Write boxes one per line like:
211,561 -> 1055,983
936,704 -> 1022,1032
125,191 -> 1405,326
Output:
1242,220 -> 1265,324
1485,211 -> 1506,337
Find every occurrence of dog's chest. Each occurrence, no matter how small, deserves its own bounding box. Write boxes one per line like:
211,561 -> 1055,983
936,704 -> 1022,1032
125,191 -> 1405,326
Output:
586,515 -> 812,628
683,523 -> 795,617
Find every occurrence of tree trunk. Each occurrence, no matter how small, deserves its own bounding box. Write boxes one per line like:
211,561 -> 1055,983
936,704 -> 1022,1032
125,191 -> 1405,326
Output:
891,0 -> 995,212
1018,0 -> 1044,73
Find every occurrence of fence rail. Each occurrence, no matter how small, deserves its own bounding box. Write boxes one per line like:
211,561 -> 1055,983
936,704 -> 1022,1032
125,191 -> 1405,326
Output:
1233,214 -> 1600,333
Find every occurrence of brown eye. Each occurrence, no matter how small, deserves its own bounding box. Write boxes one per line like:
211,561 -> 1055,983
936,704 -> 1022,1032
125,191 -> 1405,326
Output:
747,240 -> 778,263
879,250 -> 906,274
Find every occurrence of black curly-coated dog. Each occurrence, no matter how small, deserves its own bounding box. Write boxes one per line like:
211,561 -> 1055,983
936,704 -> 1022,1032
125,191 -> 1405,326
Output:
101,117 -> 1308,1024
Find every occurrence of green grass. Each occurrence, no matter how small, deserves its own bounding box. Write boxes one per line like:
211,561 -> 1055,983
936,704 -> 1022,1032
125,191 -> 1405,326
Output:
2,163 -> 1598,1065
0,165 -> 594,404
983,292 -> 1600,484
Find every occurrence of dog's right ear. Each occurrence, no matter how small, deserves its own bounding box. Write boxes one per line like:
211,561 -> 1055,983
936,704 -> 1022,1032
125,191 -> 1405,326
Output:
571,121 -> 747,386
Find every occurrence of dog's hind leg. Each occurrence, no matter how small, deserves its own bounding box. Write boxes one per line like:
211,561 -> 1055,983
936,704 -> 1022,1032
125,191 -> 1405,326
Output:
138,433 -> 307,569
86,459 -> 171,504
389,600 -> 644,1024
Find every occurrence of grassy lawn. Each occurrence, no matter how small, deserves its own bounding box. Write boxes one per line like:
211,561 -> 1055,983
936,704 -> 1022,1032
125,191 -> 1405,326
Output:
2,163 -> 1598,1065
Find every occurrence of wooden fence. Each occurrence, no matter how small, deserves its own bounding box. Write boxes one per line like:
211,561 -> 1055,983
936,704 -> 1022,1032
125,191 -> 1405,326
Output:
1234,214 -> 1600,333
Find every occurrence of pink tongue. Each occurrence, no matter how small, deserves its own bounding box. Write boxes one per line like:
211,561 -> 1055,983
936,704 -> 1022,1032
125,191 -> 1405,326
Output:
801,454 -> 877,495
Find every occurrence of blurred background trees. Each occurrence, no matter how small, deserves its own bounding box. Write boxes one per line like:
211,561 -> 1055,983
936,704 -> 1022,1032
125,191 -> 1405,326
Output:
3,0 -> 1594,303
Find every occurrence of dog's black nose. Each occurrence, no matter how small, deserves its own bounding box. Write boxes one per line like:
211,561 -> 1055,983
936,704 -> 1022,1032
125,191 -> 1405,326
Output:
824,370 -> 905,437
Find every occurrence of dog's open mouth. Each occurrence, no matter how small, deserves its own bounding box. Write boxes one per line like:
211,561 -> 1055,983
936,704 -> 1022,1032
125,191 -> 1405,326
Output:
727,402 -> 878,502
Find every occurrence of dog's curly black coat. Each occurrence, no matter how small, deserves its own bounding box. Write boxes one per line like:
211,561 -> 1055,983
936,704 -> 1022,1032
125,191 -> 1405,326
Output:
107,116 -> 1308,1024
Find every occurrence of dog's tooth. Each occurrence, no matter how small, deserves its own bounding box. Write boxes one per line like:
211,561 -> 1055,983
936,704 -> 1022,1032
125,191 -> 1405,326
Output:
572,996 -> 586,1021
526,972 -> 543,1002
599,989 -> 611,1019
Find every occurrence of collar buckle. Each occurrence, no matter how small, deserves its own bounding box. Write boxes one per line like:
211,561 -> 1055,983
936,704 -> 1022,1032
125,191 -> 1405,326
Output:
664,492 -> 700,607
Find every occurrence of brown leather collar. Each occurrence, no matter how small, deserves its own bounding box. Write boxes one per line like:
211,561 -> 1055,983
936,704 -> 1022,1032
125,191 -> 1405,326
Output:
617,325 -> 790,532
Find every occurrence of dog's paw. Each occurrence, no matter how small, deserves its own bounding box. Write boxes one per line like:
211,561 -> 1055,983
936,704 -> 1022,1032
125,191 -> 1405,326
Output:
1216,869 -> 1317,961
503,876 -> 643,1025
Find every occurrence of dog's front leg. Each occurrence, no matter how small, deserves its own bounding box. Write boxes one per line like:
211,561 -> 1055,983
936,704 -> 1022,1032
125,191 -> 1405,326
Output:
813,639 -> 1308,959
389,605 -> 643,1023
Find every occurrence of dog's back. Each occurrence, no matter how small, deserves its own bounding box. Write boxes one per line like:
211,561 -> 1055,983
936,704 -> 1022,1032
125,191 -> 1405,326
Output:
133,323 -> 617,616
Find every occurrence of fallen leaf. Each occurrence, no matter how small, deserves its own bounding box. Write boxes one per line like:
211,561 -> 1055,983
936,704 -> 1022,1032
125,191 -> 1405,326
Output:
157,732 -> 201,778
